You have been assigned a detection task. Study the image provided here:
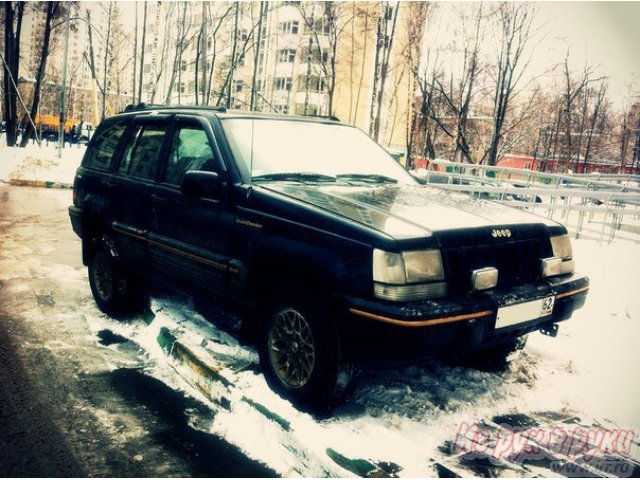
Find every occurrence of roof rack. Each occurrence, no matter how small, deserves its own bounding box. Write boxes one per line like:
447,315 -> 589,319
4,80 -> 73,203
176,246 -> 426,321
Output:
121,103 -> 228,114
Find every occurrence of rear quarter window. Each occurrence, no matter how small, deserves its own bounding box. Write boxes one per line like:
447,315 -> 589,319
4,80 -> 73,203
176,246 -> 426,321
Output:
83,120 -> 128,171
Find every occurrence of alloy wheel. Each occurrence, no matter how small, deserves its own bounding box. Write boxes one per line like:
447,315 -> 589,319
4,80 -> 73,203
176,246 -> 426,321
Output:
268,308 -> 316,389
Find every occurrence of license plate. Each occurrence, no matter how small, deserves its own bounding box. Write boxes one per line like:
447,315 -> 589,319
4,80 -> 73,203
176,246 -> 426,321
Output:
495,296 -> 555,329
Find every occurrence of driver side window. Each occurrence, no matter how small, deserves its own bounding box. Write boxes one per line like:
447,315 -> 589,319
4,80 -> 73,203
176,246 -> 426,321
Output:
163,126 -> 216,186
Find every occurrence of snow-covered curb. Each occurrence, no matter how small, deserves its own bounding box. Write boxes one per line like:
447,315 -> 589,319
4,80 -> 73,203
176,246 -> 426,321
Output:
0,144 -> 84,189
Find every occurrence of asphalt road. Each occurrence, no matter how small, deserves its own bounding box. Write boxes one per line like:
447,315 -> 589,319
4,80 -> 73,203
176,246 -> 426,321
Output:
0,185 -> 275,477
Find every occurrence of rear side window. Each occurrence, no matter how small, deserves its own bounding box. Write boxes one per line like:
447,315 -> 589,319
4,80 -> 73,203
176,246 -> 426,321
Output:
163,126 -> 216,186
84,121 -> 127,171
118,125 -> 167,181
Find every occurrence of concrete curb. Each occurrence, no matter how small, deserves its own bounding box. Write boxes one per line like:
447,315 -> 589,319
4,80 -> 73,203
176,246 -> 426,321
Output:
156,326 -> 290,427
149,310 -> 394,476
8,178 -> 73,189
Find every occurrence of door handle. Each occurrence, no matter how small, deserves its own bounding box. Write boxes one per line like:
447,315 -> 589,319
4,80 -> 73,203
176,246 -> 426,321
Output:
151,194 -> 168,204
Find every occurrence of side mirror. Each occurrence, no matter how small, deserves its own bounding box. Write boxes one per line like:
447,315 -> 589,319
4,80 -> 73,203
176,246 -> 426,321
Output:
180,171 -> 221,200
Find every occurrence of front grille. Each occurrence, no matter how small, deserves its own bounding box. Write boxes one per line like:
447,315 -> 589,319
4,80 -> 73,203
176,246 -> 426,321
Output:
442,237 -> 551,295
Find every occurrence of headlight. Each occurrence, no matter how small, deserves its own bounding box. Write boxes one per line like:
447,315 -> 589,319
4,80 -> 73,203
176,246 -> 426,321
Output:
550,234 -> 573,260
373,249 -> 446,301
543,234 -> 575,276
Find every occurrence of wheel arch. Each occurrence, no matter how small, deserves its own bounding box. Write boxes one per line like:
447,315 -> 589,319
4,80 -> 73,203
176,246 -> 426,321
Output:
239,238 -> 350,342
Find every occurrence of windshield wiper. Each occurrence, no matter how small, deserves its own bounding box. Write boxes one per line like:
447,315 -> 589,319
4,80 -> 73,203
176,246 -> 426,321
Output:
336,173 -> 398,184
251,172 -> 337,183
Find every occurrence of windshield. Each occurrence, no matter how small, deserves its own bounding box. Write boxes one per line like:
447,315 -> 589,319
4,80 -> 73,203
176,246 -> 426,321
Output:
220,118 -> 416,185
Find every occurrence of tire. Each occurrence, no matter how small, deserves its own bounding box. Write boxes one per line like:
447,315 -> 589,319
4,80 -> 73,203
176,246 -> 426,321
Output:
88,237 -> 143,315
257,288 -> 357,410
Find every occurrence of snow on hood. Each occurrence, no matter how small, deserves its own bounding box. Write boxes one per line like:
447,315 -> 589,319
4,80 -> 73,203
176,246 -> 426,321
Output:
258,183 -> 560,239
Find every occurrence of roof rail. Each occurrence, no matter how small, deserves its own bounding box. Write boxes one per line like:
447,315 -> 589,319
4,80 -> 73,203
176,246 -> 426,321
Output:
121,103 -> 228,114
304,114 -> 340,122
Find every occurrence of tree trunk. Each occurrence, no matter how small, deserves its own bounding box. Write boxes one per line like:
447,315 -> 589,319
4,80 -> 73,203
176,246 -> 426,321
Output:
132,3 -> 138,104
137,2 -> 147,103
200,2 -> 208,105
3,2 -> 24,147
371,2 -> 399,142
250,2 -> 266,110
21,2 -> 58,147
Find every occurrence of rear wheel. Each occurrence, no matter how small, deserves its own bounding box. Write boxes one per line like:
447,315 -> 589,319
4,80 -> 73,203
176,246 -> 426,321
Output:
258,289 -> 357,410
88,237 -> 143,315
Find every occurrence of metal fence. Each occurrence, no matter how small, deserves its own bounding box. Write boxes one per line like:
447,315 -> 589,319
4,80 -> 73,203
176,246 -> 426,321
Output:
413,160 -> 640,243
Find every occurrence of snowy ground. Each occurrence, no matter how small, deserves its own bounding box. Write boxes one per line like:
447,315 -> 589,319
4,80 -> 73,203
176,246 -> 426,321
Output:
2,142 -> 639,476
74,236 -> 639,477
0,143 -> 84,186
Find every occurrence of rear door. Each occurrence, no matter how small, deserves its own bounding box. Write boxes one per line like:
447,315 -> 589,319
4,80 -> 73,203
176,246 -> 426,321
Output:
147,115 -> 232,297
109,115 -> 171,268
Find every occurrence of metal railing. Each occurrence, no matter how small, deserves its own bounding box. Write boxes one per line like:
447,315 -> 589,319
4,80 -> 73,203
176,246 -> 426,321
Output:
413,160 -> 640,243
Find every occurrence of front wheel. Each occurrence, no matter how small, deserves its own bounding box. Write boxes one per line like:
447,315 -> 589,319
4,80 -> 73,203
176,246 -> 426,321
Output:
88,237 -> 143,315
258,290 -> 357,410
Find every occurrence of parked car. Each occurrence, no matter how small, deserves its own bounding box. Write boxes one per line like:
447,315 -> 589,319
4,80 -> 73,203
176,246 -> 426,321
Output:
69,105 -> 589,408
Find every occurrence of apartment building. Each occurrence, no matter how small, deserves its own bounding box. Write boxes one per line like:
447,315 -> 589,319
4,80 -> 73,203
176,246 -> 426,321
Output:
138,1 -> 421,152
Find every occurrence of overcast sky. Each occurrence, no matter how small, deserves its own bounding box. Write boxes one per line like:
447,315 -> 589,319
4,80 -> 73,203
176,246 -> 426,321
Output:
535,2 -> 639,108
422,1 -> 639,110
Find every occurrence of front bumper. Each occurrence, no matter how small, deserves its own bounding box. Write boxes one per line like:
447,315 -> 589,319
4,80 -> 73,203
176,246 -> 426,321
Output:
338,273 -> 589,364
69,205 -> 83,239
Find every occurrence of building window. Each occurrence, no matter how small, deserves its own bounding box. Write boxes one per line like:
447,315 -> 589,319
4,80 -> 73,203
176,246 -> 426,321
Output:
234,80 -> 244,93
298,75 -> 326,93
277,48 -> 296,63
274,104 -> 289,114
273,77 -> 292,91
279,20 -> 299,35
305,18 -> 331,35
295,103 -> 319,116
300,47 -> 329,64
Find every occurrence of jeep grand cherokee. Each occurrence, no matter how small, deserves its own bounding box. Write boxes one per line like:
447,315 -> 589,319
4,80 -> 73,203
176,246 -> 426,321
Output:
69,105 -> 589,408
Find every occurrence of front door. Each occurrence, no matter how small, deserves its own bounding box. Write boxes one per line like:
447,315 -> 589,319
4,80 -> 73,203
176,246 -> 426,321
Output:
147,115 -> 231,298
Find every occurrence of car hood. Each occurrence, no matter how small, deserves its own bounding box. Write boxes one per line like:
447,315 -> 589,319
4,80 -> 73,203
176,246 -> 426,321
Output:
257,182 -> 558,239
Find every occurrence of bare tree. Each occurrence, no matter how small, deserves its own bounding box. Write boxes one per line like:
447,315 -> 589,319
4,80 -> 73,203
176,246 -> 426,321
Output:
132,3 -> 137,104
581,80 -> 607,169
137,1 -> 148,103
633,105 -> 640,173
619,99 -> 632,171
556,49 -> 600,172
485,2 -> 536,166
298,2 -> 350,117
100,2 -> 113,119
148,2 -> 171,103
434,4 -> 484,163
216,4 -> 261,107
20,2 -> 63,147
164,3 -> 194,104
369,1 -> 400,141
2,1 -> 25,146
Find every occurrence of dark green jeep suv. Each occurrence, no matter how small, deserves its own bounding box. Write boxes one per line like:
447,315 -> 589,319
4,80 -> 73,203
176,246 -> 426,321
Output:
69,105 -> 589,408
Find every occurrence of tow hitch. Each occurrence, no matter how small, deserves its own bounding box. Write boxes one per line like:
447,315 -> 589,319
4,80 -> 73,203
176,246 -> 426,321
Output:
540,323 -> 559,337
